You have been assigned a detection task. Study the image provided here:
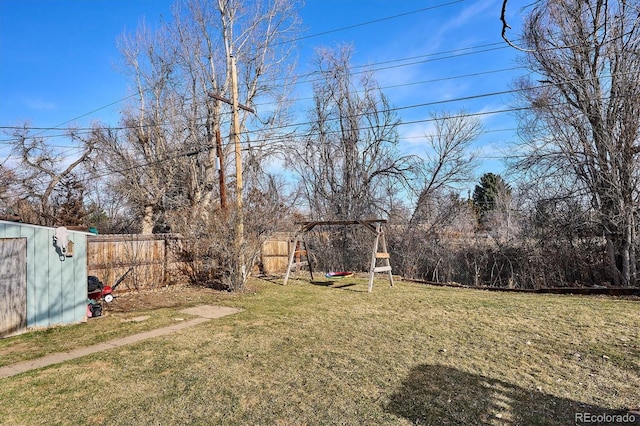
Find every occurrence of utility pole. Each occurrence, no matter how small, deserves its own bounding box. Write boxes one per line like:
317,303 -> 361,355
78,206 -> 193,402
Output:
208,97 -> 253,212
208,55 -> 255,288
208,66 -> 255,215
215,128 -> 226,210
230,55 -> 244,287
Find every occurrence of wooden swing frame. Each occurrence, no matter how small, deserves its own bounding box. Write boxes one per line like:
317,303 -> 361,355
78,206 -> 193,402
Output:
283,219 -> 394,293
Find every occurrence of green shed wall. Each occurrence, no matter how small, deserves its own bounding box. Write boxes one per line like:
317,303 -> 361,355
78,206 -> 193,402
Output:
0,221 -> 88,329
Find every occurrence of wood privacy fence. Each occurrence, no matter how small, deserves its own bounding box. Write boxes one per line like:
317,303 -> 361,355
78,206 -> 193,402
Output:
87,234 -> 185,290
260,233 -> 295,275
87,233 -> 293,289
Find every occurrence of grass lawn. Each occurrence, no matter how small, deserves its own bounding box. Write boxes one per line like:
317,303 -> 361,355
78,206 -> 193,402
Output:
0,277 -> 638,425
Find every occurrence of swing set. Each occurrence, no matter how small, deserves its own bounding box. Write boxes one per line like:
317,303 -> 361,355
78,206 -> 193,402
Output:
283,219 -> 394,292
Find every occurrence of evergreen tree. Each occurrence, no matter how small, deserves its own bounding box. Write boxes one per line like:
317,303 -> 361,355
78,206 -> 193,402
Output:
472,173 -> 511,220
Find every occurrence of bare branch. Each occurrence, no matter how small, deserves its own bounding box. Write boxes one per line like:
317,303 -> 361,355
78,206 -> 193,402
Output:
500,0 -> 535,52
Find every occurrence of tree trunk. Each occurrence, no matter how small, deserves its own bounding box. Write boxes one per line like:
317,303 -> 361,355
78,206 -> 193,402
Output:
141,205 -> 155,235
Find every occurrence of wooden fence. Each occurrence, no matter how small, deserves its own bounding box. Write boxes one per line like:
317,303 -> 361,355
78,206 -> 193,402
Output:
260,233 -> 294,275
87,233 -> 294,289
87,234 -> 185,291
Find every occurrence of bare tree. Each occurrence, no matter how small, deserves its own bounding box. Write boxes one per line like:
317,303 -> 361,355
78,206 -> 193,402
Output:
387,111 -> 481,280
288,45 -> 413,221
169,173 -> 293,290
284,46 -> 414,271
98,0 -> 300,235
95,0 -> 301,291
512,0 -> 640,286
168,0 -> 300,214
515,176 -> 606,288
6,127 -> 97,226
83,176 -> 140,234
0,163 -> 17,215
411,110 -> 481,226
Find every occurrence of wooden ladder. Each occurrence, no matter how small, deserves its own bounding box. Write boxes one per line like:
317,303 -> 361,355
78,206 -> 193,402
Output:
368,222 -> 394,293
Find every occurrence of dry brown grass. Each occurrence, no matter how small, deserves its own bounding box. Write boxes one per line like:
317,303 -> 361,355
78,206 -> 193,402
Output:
0,277 -> 638,425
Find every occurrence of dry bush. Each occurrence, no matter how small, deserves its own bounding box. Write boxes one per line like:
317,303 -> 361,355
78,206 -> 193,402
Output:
169,177 -> 293,291
302,226 -> 375,273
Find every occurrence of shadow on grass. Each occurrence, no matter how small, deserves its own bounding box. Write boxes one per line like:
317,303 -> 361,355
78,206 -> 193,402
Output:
385,364 -> 635,426
310,280 -> 333,287
310,280 -> 360,291
332,282 -> 357,289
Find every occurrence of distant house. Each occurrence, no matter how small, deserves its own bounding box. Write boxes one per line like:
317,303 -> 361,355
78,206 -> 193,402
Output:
0,220 -> 90,338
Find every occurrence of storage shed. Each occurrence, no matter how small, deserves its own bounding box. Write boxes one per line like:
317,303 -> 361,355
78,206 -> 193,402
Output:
0,220 -> 89,338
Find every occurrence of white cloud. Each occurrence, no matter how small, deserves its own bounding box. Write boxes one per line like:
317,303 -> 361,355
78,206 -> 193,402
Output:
430,0 -> 497,44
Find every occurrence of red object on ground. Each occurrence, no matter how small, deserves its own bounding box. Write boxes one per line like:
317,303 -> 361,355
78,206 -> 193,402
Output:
325,271 -> 354,278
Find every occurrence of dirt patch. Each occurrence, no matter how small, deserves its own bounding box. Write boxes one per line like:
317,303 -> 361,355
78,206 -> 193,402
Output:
0,342 -> 30,356
103,280 -> 260,314
105,285 -> 225,313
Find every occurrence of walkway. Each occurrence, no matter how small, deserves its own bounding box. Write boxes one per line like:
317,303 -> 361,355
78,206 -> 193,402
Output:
0,305 -> 242,379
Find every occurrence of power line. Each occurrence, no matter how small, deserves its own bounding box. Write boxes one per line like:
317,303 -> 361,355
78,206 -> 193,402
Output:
0,41 -> 534,139
0,94 -> 515,146
234,71 -> 638,139
25,93 -> 139,139
6,90 -> 602,185
0,60 -> 525,142
284,0 -> 464,45
0,40 -> 518,139
1,1 -> 469,137
261,41 -> 516,88
10,0 -> 629,144
2,69 -> 635,152
6,6 -> 639,191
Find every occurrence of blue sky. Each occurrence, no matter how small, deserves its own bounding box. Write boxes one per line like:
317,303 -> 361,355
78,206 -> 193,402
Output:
0,0 -> 525,183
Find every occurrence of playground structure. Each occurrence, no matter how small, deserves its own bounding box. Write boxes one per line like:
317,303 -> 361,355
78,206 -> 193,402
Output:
283,219 -> 393,292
